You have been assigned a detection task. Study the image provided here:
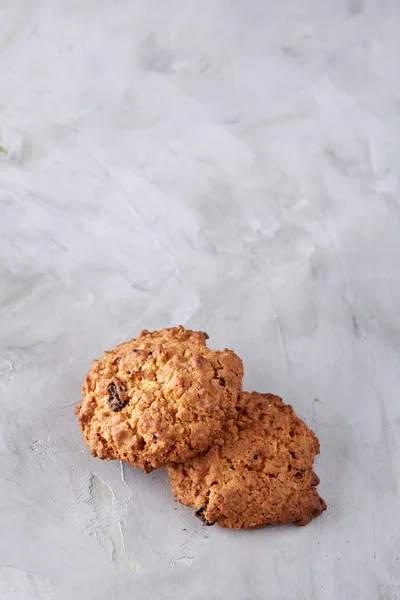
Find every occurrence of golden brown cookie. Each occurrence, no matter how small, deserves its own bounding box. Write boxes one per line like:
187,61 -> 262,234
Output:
75,327 -> 243,472
168,392 -> 326,529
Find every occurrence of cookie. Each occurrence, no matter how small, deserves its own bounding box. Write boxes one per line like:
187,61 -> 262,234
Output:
75,327 -> 243,472
168,392 -> 326,529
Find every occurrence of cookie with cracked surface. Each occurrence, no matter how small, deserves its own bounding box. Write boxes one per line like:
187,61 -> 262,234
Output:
168,392 -> 326,529
75,327 -> 243,472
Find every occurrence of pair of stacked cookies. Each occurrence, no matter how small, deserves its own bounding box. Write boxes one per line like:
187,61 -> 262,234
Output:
75,327 -> 326,529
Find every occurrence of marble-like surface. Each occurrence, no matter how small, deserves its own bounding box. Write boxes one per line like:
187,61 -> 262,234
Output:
1,1 -> 399,598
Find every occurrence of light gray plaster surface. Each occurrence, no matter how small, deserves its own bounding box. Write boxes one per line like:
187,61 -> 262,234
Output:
0,1 -> 399,598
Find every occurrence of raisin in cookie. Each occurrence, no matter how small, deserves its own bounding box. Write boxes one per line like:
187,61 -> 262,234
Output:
168,392 -> 326,529
75,327 -> 243,472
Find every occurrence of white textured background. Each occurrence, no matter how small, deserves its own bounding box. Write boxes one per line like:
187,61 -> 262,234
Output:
1,1 -> 400,599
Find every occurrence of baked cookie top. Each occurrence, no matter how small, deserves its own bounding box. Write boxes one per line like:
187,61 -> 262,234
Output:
168,392 -> 326,529
75,327 -> 243,472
